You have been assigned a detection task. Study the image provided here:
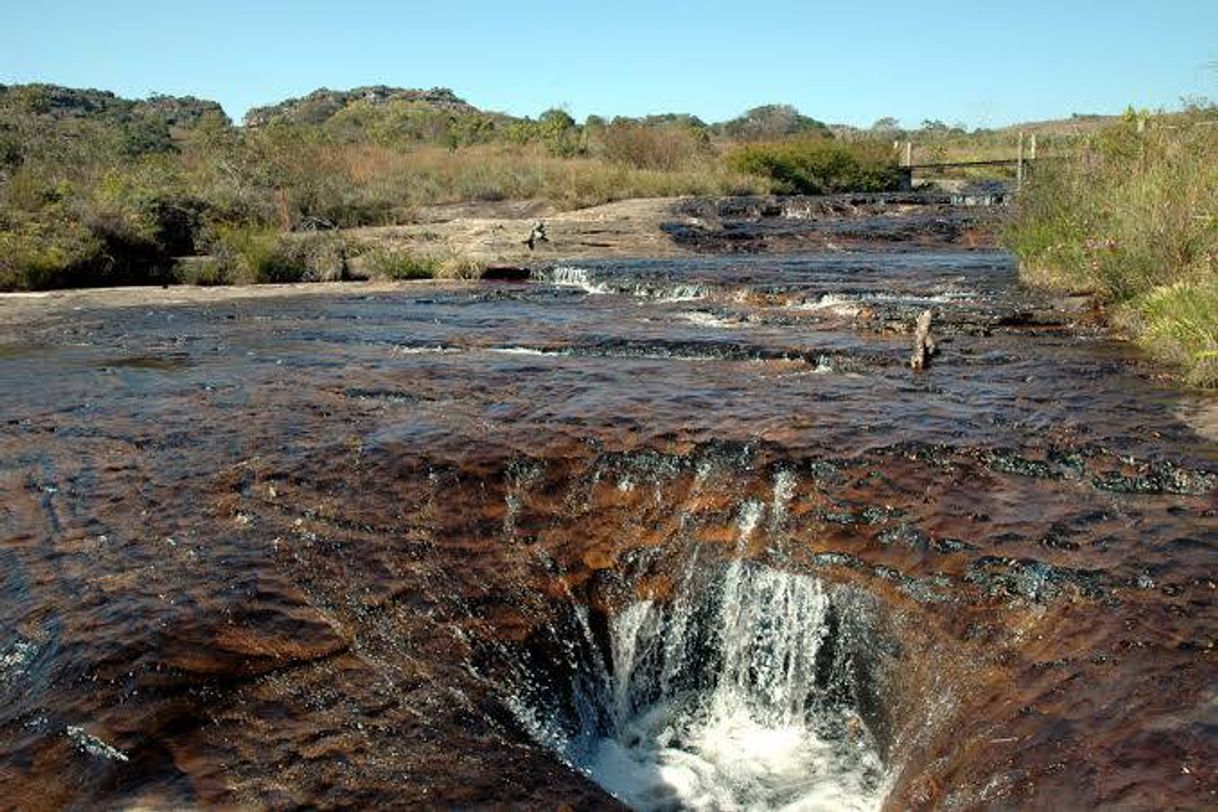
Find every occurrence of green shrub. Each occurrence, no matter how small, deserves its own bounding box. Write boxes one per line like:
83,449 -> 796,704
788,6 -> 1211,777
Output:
363,248 -> 441,280
717,105 -> 831,141
271,232 -> 352,282
207,227 -> 352,284
0,219 -> 101,290
174,257 -> 231,286
0,205 -> 178,290
1128,281 -> 1218,387
726,138 -> 903,194
436,253 -> 485,280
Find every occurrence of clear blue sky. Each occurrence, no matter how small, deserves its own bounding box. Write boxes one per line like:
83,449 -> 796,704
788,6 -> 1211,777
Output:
2,1 -> 1215,127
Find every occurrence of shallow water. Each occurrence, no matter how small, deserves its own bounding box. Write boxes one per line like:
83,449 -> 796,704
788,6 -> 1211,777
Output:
0,248 -> 1215,809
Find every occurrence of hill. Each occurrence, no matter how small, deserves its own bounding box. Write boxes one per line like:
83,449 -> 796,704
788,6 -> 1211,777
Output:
243,85 -> 480,127
0,83 -> 228,129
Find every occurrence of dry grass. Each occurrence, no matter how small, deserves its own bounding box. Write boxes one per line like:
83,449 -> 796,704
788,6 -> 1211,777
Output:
316,142 -> 765,212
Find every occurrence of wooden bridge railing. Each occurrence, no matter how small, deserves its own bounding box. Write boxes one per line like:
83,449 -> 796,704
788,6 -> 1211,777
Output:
899,132 -> 1041,189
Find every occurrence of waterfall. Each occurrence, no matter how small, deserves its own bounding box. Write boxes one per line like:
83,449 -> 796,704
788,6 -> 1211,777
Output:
547,266 -> 612,295
540,266 -> 709,302
506,561 -> 888,811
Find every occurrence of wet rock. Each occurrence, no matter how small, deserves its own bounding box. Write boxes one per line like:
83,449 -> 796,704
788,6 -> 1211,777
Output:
878,524 -> 930,551
157,579 -> 349,678
1091,459 -> 1216,496
663,193 -> 1003,253
965,557 -> 1111,602
2,247 -> 1216,810
481,265 -> 531,281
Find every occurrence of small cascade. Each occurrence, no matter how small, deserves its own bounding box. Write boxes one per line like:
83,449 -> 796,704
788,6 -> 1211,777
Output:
539,266 -> 710,302
546,266 -> 613,295
505,558 -> 888,811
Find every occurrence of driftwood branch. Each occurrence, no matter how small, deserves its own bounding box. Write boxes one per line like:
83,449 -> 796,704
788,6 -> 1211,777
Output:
524,221 -> 549,251
910,309 -> 939,370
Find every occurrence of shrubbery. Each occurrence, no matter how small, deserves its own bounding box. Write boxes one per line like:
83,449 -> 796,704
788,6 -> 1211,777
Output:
1006,109 -> 1218,386
360,247 -> 484,281
600,121 -> 709,171
205,228 -> 353,284
362,248 -> 441,280
726,138 -> 903,194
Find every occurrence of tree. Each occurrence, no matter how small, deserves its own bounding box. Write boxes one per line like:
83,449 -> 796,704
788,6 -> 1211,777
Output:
538,108 -> 579,157
719,104 -> 830,141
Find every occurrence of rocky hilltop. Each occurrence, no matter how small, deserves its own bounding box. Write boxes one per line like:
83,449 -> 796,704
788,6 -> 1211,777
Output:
0,83 -> 229,128
243,85 -> 481,127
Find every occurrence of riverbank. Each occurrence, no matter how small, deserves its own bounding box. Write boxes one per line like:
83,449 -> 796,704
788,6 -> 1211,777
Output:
1,191 -> 1006,294
1005,109 -> 1218,387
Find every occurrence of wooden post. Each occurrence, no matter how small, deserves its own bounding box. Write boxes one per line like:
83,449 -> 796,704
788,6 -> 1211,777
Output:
1016,131 -> 1025,190
1029,133 -> 1037,161
904,141 -> 913,168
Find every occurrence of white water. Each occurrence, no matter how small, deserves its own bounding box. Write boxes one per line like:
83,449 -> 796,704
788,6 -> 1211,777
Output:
511,562 -> 887,811
793,290 -> 975,315
677,311 -> 742,329
543,267 -> 709,303
548,266 -> 613,295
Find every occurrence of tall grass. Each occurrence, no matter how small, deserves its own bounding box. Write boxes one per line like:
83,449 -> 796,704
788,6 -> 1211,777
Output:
1006,109 -> 1218,386
305,142 -> 763,211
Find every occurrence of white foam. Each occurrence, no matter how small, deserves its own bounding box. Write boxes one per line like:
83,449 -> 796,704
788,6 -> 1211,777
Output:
391,345 -> 462,355
770,470 -> 797,529
793,290 -> 975,315
488,347 -> 563,357
585,703 -> 882,812
66,726 -> 129,763
580,567 -> 884,811
0,640 -> 37,675
678,311 -> 741,329
547,266 -> 611,295
792,294 -> 862,317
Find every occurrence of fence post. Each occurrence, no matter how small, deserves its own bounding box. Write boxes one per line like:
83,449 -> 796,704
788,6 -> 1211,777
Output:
904,141 -> 913,168
1017,131 -> 1026,190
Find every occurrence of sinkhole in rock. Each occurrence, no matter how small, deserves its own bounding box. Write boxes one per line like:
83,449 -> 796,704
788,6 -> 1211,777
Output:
503,561 -> 893,811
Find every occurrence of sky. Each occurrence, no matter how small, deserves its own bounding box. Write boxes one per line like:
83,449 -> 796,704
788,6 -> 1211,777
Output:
2,1 -> 1216,128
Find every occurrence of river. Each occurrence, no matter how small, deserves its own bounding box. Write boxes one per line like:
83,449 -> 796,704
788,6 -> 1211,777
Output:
0,242 -> 1215,808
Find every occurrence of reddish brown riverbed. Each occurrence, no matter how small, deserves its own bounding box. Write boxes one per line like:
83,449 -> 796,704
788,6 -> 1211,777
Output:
1,239 -> 1215,808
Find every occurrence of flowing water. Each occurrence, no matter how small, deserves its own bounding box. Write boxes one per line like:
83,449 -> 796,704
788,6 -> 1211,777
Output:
507,562 -> 887,811
0,245 -> 1216,809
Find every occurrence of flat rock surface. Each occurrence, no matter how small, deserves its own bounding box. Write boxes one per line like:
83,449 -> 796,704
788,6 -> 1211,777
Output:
0,199 -> 1214,810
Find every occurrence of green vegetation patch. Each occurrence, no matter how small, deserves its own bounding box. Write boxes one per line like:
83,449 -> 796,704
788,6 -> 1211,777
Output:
1006,107 -> 1218,386
727,138 -> 903,194
363,248 -> 441,280
1128,281 -> 1218,387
